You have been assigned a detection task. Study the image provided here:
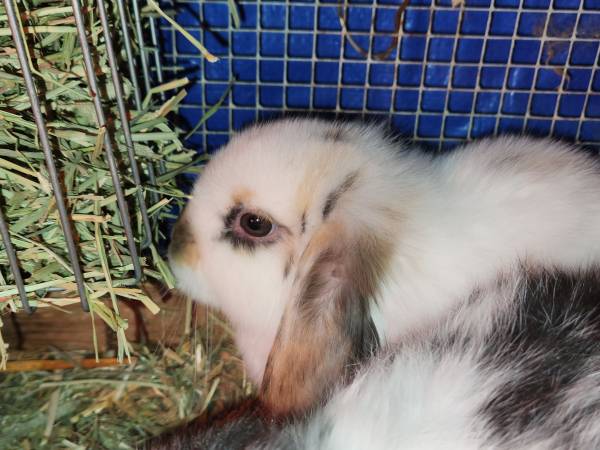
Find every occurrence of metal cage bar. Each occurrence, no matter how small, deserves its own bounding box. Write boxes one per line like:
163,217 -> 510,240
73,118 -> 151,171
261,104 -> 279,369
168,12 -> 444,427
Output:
132,0 -> 152,96
0,205 -> 30,313
133,0 -> 167,176
97,0 -> 153,251
116,0 -> 161,206
71,0 -> 143,281
115,0 -> 143,111
3,0 -> 89,311
149,16 -> 166,99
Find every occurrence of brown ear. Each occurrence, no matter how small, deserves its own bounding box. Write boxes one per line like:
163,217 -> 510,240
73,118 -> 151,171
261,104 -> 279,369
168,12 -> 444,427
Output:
259,226 -> 389,417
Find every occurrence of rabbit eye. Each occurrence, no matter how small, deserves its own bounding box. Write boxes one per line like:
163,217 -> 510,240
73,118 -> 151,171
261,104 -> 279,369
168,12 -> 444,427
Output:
221,205 -> 282,250
239,213 -> 273,237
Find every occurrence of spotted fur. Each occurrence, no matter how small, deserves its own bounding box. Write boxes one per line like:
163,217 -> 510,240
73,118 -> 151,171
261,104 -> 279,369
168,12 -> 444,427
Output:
146,267 -> 600,449
168,118 -> 600,426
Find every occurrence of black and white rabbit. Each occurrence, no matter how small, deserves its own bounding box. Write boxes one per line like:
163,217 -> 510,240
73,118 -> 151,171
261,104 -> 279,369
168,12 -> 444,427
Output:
168,118 -> 600,419
147,265 -> 600,449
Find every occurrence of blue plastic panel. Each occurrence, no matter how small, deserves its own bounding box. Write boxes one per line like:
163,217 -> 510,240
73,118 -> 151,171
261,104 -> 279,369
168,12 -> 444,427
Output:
160,0 -> 600,152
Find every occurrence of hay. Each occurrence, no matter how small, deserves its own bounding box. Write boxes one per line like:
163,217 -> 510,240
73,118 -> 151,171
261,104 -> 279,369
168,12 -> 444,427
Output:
0,314 -> 250,449
0,0 -> 205,365
337,0 -> 409,61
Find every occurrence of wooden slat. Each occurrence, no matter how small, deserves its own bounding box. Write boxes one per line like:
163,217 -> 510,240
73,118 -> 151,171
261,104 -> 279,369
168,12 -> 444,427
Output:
2,284 -> 191,353
3,357 -> 136,372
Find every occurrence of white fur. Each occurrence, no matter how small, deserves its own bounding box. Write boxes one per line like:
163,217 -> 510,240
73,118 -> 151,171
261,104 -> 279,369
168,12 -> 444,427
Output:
302,351 -> 493,450
256,272 -> 600,450
151,267 -> 600,450
293,279 -> 515,450
171,118 -> 600,384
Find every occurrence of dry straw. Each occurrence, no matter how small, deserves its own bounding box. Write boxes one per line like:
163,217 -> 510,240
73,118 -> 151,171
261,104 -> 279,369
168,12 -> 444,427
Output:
0,328 -> 250,448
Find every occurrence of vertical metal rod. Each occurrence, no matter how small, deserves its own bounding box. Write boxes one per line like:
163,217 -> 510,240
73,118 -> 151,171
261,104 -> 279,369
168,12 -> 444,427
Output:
147,15 -> 167,175
132,3 -> 165,185
149,17 -> 165,96
115,0 -> 160,206
0,205 -> 30,313
97,0 -> 153,250
3,0 -> 89,311
71,0 -> 143,281
133,3 -> 166,198
115,0 -> 142,110
131,0 -> 152,95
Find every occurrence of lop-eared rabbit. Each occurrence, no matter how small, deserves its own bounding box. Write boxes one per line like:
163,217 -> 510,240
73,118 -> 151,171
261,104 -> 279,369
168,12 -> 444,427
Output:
151,119 -> 600,449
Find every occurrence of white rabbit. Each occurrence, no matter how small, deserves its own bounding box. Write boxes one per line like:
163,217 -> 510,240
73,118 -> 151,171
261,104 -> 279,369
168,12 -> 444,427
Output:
168,118 -> 600,416
147,266 -> 600,449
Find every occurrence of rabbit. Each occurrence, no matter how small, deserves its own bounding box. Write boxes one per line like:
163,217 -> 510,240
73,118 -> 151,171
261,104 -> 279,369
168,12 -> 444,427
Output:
146,265 -> 600,449
168,117 -> 600,416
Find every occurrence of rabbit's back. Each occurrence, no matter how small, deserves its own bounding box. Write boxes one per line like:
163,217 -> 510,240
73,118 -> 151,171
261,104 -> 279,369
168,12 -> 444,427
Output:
160,120 -> 600,449
294,267 -> 600,450
146,267 -> 600,450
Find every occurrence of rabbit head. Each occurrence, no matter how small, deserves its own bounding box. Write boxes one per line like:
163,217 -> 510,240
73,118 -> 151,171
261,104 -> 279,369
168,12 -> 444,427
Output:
169,118 -> 403,415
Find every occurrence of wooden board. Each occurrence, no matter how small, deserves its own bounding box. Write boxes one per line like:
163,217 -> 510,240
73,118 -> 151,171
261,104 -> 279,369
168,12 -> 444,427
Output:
1,284 -> 193,353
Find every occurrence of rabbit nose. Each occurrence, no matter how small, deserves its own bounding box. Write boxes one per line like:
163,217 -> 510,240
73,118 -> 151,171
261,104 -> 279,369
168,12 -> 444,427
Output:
168,213 -> 199,266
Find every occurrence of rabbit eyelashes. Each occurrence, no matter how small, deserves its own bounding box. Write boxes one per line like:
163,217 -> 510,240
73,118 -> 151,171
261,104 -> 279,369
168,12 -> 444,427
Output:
169,118 -> 600,416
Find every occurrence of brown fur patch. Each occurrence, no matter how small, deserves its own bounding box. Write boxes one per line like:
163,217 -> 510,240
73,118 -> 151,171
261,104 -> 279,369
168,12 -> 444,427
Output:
295,222 -> 345,265
324,127 -> 347,142
260,221 -> 391,417
283,255 -> 294,279
295,186 -> 316,224
261,328 -> 353,416
232,187 -> 254,205
294,158 -> 335,226
169,212 -> 200,266
322,171 -> 359,219
300,211 -> 307,234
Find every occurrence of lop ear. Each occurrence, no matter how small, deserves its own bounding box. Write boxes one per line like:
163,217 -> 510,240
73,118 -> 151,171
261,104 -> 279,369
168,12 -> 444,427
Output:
259,224 -> 389,417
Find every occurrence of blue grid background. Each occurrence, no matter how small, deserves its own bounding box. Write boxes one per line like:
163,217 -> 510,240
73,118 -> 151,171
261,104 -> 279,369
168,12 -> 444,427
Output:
157,0 -> 600,152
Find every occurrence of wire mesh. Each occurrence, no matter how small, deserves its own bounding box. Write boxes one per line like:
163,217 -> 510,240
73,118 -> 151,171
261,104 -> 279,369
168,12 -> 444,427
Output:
157,0 -> 600,153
